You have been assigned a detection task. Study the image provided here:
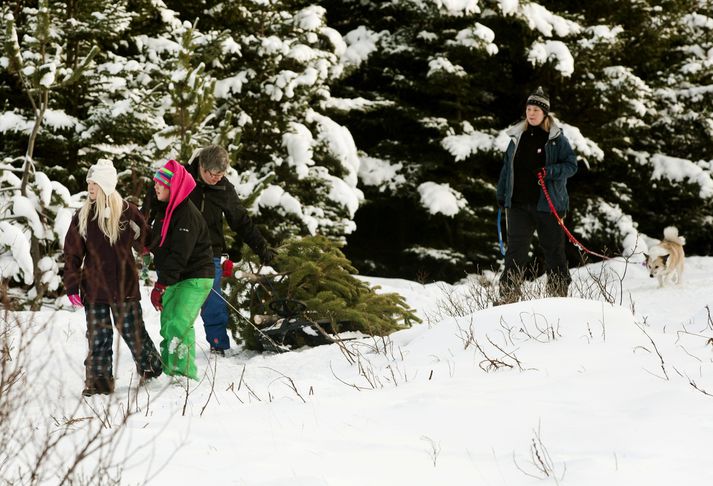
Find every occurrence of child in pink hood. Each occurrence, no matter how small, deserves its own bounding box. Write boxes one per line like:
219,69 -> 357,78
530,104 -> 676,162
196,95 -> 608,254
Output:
148,159 -> 214,380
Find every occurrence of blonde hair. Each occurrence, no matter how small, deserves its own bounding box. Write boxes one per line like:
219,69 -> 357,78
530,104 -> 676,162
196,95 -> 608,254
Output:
78,185 -> 125,245
527,114 -> 552,132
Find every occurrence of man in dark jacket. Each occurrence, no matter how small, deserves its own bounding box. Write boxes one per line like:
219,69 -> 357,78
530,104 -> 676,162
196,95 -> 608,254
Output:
145,146 -> 275,355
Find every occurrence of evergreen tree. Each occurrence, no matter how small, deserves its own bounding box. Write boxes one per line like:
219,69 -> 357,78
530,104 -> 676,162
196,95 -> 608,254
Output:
79,1 -> 235,199
1,0 -> 100,307
0,1 -> 148,193
198,1 -> 363,243
555,0 -> 713,256
229,235 -> 420,351
2,0 -> 712,305
321,1 -> 586,281
323,0 -> 713,280
132,16 -> 229,165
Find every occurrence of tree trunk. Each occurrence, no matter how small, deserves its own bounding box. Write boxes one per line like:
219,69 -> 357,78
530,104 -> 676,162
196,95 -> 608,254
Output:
19,90 -> 47,196
29,235 -> 48,311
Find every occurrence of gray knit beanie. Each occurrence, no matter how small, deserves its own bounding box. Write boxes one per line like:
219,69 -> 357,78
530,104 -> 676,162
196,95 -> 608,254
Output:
526,86 -> 550,114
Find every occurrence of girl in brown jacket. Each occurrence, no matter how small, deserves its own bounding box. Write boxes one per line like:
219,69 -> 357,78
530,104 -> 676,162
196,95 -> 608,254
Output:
63,160 -> 162,396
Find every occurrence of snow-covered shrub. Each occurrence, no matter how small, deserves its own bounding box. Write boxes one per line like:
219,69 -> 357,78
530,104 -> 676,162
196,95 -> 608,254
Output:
0,164 -> 76,306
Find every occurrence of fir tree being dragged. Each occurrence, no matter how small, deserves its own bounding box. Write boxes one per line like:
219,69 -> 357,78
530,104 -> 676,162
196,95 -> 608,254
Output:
229,236 -> 421,352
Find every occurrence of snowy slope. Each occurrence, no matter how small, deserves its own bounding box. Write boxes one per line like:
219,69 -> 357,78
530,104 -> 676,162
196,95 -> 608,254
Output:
7,257 -> 713,485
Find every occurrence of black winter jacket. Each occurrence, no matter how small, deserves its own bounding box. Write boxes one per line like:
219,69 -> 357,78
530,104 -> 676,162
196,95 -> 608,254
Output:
186,160 -> 270,261
143,161 -> 270,262
149,198 -> 215,286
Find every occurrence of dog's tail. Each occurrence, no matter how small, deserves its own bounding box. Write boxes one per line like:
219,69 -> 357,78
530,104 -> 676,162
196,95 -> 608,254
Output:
663,226 -> 686,246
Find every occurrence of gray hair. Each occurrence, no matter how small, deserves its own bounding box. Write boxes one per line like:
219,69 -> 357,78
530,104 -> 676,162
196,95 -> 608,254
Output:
199,145 -> 229,172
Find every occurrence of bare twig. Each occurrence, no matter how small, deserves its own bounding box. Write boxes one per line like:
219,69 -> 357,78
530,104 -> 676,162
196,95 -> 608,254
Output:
474,340 -> 513,372
328,362 -> 368,391
688,378 -> 713,398
513,421 -> 566,484
236,365 -> 262,402
225,382 -> 244,403
486,335 -> 523,371
635,323 -> 669,380
262,367 -> 306,403
200,355 -> 220,417
421,436 -> 441,467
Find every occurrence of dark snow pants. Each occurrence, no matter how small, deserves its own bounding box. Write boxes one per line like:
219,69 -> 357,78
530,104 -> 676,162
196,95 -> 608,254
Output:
499,203 -> 571,299
84,301 -> 162,382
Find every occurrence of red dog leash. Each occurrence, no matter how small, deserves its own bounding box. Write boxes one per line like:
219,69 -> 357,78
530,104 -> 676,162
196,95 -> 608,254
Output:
537,170 -> 610,260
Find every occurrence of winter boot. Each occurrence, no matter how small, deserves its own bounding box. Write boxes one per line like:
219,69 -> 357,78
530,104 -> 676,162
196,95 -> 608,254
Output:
82,376 -> 115,397
209,347 -> 225,357
494,283 -> 522,306
140,366 -> 163,385
495,268 -> 525,306
546,273 -> 570,298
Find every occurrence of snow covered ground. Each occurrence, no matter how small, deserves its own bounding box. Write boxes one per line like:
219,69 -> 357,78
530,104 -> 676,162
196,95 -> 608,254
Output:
7,257 -> 713,485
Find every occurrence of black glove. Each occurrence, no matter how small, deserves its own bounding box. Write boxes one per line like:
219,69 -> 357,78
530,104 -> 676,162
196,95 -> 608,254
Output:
497,199 -> 505,209
260,247 -> 277,266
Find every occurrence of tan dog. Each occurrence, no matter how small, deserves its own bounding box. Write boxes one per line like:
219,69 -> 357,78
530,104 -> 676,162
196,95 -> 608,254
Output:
644,226 -> 685,287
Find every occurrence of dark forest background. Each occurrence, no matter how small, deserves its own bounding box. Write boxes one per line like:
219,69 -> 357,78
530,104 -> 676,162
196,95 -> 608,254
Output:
1,0 -> 711,293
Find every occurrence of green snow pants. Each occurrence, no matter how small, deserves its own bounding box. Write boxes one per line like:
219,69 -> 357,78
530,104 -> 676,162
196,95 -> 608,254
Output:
159,278 -> 213,380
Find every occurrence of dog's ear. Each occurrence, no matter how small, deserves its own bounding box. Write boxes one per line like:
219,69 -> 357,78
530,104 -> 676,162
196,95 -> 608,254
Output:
643,252 -> 648,260
661,254 -> 669,264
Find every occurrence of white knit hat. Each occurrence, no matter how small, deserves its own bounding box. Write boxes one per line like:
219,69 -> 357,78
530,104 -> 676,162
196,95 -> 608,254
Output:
86,159 -> 118,196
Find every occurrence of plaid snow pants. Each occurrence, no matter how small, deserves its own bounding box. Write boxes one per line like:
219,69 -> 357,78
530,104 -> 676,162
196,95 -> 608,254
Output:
84,301 -> 162,381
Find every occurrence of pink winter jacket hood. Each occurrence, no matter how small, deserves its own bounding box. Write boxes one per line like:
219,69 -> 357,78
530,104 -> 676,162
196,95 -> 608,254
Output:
154,159 -> 196,247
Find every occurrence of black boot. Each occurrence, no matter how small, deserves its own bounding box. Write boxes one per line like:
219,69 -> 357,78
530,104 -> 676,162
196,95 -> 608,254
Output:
495,278 -> 522,305
495,266 -> 527,306
139,366 -> 163,385
546,273 -> 570,298
82,376 -> 115,397
494,289 -> 521,306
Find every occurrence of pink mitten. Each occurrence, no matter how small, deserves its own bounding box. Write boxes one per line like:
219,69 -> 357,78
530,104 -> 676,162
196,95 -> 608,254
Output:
68,294 -> 83,308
